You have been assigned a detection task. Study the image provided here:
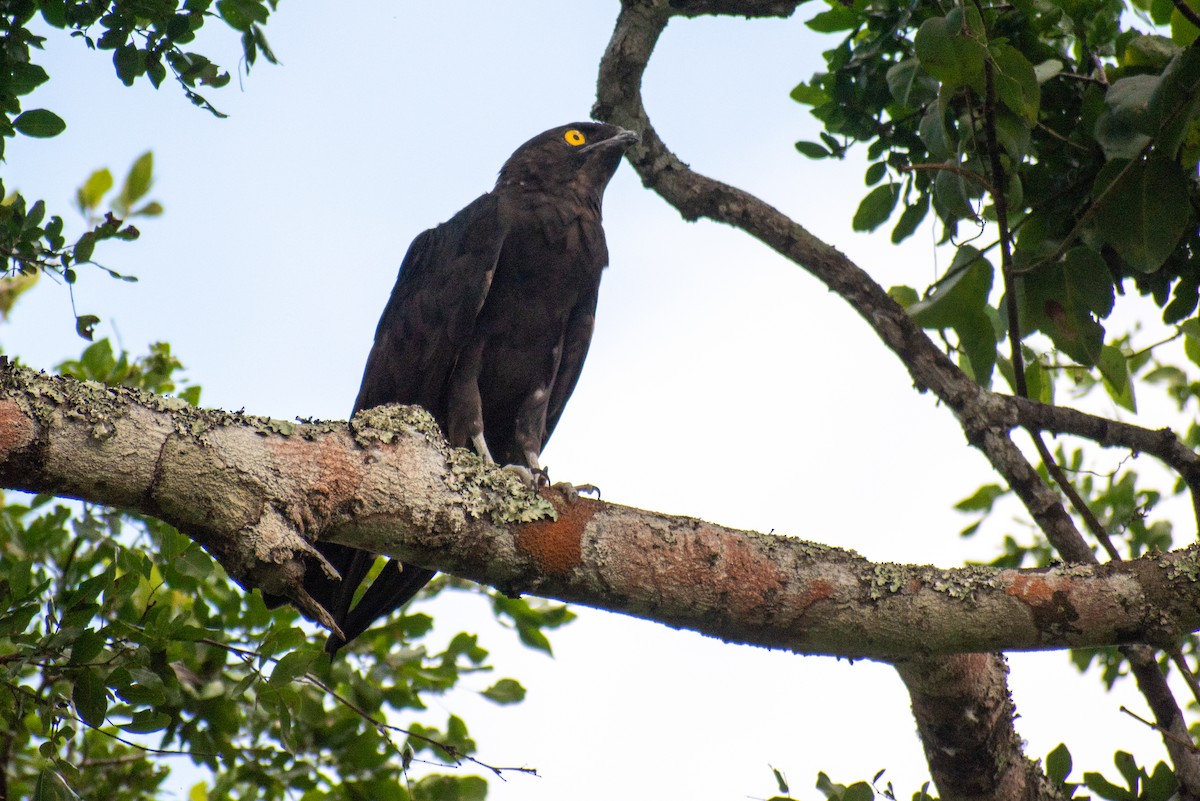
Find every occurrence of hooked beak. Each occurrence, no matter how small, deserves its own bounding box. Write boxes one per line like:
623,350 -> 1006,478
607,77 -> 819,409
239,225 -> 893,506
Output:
581,128 -> 639,153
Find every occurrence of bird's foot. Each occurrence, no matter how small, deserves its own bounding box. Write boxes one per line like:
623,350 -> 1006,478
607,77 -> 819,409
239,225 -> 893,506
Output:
502,463 -> 550,487
550,481 -> 601,504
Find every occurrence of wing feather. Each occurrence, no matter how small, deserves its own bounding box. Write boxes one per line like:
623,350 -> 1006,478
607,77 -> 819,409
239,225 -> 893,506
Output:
353,192 -> 505,417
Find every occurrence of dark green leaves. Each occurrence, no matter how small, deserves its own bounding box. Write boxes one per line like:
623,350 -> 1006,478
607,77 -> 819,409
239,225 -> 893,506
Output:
852,184 -> 899,231
1093,157 -> 1190,273
909,247 -> 997,382
13,109 -> 66,137
886,58 -> 938,109
1017,246 -> 1113,366
989,43 -> 1040,123
914,7 -> 988,93
72,668 -> 109,727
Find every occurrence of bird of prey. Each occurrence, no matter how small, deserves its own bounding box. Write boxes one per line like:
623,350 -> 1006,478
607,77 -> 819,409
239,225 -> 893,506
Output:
305,122 -> 638,654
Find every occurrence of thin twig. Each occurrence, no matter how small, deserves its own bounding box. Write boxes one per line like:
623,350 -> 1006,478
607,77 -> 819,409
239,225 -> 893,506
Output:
1170,0 -> 1200,33
1119,705 -> 1200,753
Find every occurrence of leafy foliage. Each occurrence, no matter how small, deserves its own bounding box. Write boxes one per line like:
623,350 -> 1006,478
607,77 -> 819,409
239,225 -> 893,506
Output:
792,0 -> 1200,793
3,150 -> 160,340
1,0 -> 279,338
793,0 -> 1200,385
0,337 -> 573,799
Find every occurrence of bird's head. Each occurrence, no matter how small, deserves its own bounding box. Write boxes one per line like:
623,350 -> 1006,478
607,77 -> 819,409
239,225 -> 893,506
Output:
496,122 -> 639,198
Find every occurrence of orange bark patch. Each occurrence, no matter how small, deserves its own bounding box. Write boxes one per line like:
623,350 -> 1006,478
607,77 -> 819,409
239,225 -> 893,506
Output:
797,577 -> 836,611
1006,573 -> 1064,605
515,494 -> 597,575
266,434 -> 363,525
0,400 -> 35,456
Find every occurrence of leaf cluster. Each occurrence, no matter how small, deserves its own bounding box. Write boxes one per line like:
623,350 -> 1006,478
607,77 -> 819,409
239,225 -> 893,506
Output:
792,0 -> 1200,791
2,151 -> 161,340
1,0 -> 279,338
793,0 -> 1200,389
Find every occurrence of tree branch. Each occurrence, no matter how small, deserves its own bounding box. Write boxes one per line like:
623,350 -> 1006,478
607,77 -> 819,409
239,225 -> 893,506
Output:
4,362 -> 1200,664
896,654 -> 1065,801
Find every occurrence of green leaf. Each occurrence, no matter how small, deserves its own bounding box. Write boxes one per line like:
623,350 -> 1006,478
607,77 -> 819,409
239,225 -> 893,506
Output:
1094,156 -> 1191,273
72,667 -> 108,727
113,44 -> 142,85
795,140 -> 831,159
888,285 -> 920,307
918,101 -> 952,161
74,231 -> 96,263
75,315 -> 100,341
1095,76 -> 1157,159
1114,752 -> 1140,794
990,43 -> 1040,122
132,201 -> 164,217
9,62 -> 50,96
1018,254 -> 1108,367
77,168 -> 113,213
913,8 -> 988,92
1148,49 -> 1200,159
1062,246 -> 1115,318
954,483 -> 1006,512
13,109 -> 66,138
909,249 -> 997,382
886,58 -> 938,108
910,249 -> 993,329
932,163 -> 979,222
120,151 -> 154,209
1046,743 -> 1073,785
772,767 -> 790,794
843,782 -> 875,801
891,194 -> 929,244
268,647 -> 320,685
992,105 -> 1032,161
790,81 -> 828,106
121,709 -> 171,734
864,162 -> 888,186
481,678 -> 526,705
33,769 -> 76,801
853,184 -> 900,231
218,0 -> 269,31
806,5 -> 860,33
1083,772 -> 1135,801
1173,2 -> 1200,44
1098,345 -> 1136,411
1123,34 -> 1180,69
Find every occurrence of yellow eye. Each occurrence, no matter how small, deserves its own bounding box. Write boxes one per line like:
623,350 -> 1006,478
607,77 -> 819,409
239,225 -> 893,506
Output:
563,129 -> 586,146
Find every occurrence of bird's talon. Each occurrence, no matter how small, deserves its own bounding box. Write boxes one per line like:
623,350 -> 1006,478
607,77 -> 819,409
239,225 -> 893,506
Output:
550,481 -> 600,503
502,464 -> 538,486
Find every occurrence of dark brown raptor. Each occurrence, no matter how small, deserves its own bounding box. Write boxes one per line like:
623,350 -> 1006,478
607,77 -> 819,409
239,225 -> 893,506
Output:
300,122 -> 636,653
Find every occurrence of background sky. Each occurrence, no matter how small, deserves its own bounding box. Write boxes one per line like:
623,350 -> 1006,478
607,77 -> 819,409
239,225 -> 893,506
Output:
6,2 -> 1185,798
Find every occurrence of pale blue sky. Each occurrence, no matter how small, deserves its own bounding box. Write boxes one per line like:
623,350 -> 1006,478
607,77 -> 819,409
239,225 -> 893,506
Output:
6,2 -> 1174,798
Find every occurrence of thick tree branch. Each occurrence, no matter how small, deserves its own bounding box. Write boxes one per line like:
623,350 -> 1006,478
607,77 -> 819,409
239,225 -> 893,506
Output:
3,362 -> 1200,664
897,654 -> 1064,801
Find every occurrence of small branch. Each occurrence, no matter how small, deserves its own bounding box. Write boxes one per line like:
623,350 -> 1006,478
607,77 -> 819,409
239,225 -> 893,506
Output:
1170,0 -> 1200,34
300,673 -> 538,779
1119,705 -> 1200,754
898,162 -> 994,193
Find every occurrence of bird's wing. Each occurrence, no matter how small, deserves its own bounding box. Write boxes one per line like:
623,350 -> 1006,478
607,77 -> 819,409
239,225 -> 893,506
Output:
543,279 -> 601,447
305,192 -> 507,651
353,192 -> 505,418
